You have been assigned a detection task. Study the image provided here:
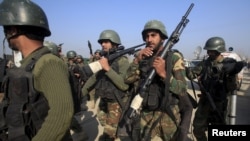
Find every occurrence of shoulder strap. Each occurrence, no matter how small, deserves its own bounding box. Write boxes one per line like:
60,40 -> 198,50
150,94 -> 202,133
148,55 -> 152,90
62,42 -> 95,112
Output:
25,48 -> 51,72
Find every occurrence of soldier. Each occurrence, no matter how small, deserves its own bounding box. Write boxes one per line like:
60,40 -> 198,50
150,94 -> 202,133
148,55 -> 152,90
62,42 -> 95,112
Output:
89,49 -> 102,63
186,37 -> 244,141
65,50 -> 89,140
0,0 -> 74,141
82,29 -> 130,141
76,55 -> 85,68
124,20 -> 188,141
44,40 -> 60,57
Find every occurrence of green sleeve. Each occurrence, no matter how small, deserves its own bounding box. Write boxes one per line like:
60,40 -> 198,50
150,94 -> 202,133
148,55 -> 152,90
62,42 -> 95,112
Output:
81,74 -> 97,96
105,56 -> 130,91
32,54 -> 74,141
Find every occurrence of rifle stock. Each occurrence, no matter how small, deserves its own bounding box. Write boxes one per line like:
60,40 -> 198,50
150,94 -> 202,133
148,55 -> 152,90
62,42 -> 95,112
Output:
126,3 -> 194,120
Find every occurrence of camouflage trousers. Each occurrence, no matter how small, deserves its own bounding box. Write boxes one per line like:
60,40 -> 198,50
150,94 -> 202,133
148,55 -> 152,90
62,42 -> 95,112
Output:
97,100 -> 122,139
140,105 -> 180,141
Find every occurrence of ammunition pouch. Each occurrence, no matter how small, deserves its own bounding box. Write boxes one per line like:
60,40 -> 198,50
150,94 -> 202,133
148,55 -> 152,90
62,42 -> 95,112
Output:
142,82 -> 166,111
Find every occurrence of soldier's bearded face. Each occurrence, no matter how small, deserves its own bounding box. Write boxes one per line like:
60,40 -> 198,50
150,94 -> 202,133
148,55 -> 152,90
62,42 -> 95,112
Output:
145,31 -> 162,51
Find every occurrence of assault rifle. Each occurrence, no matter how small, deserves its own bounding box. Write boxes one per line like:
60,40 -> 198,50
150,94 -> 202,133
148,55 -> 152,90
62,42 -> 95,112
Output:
82,43 -> 145,77
124,3 -> 195,122
101,43 -> 145,62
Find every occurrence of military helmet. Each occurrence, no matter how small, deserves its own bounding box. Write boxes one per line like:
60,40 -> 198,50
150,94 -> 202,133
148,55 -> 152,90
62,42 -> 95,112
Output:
67,50 -> 77,59
0,0 -> 51,36
44,41 -> 59,56
98,30 -> 121,45
203,37 -> 226,53
142,20 -> 168,41
77,55 -> 83,59
228,47 -> 233,51
94,49 -> 101,54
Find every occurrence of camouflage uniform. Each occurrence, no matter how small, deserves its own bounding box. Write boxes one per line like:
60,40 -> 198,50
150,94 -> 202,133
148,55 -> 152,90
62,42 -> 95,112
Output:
186,37 -> 243,141
82,30 -> 130,140
125,20 -> 187,141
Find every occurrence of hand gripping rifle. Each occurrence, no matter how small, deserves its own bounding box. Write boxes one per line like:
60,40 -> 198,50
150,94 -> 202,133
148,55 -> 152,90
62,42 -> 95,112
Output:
124,3 -> 194,122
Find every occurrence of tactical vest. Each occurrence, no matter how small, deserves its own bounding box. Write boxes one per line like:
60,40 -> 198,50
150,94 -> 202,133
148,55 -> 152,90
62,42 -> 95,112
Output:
95,56 -> 126,101
139,51 -> 177,111
0,50 -> 51,141
139,55 -> 163,111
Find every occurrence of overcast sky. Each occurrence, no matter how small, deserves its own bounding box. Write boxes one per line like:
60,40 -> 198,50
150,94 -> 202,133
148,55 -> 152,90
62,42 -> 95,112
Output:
0,0 -> 249,60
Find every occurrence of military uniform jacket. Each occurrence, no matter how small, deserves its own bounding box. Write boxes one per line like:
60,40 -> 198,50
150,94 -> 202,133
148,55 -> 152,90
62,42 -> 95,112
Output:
82,56 -> 130,99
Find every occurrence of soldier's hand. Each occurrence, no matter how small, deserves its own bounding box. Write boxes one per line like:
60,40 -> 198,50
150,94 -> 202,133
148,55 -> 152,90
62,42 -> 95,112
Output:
74,73 -> 80,78
153,57 -> 166,79
136,47 -> 153,62
99,57 -> 110,71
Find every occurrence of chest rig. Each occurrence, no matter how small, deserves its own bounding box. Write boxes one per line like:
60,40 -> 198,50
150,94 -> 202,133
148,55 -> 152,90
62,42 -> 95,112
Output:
95,57 -> 126,101
139,51 -> 175,111
0,49 -> 50,141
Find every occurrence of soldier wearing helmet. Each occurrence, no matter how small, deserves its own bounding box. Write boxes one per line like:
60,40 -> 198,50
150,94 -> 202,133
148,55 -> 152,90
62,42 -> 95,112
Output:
76,55 -> 85,67
124,20 -> 189,141
66,50 -> 89,140
67,50 -> 77,65
44,40 -> 60,57
186,37 -> 244,141
0,0 -> 74,140
89,49 -> 102,63
82,29 -> 130,140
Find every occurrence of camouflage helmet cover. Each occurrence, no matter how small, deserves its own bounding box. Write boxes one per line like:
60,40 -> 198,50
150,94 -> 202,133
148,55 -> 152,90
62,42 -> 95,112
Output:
142,20 -> 168,41
204,36 -> 226,53
98,29 -> 121,45
0,0 -> 51,36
